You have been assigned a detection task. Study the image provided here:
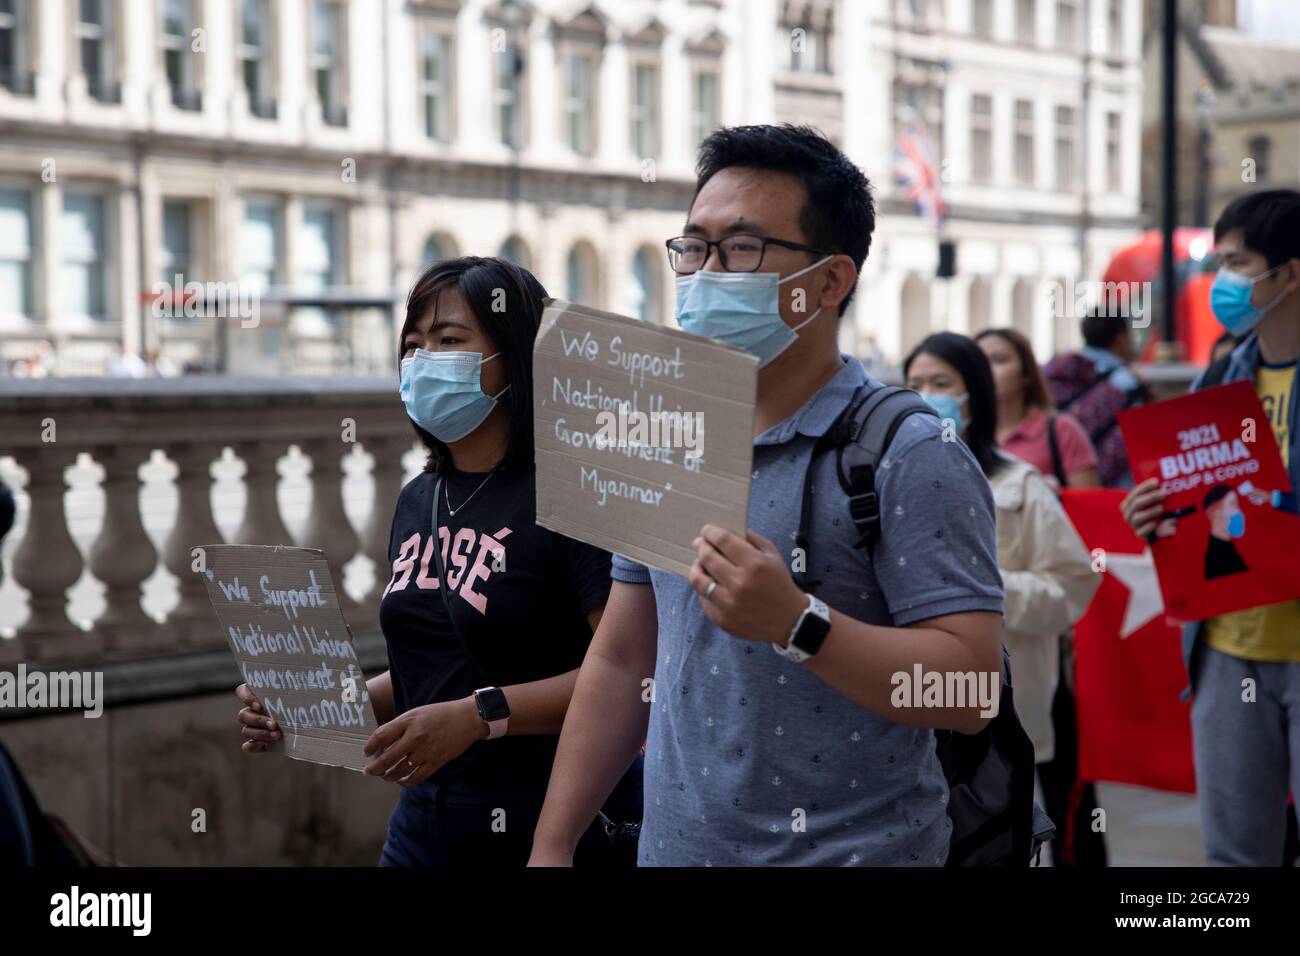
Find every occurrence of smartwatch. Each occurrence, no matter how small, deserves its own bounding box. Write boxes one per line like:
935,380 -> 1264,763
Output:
771,594 -> 832,664
473,686 -> 510,739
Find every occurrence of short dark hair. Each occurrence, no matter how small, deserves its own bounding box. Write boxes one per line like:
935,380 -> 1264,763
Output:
1213,189 -> 1300,269
694,124 -> 874,316
903,332 -> 1005,479
398,256 -> 548,474
1204,484 -> 1235,510
1081,309 -> 1130,350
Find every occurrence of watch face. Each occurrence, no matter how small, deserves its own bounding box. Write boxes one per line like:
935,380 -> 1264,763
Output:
476,687 -> 510,722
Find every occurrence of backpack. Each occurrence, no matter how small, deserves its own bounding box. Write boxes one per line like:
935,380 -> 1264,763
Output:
795,382 -> 1048,866
1043,352 -> 1149,487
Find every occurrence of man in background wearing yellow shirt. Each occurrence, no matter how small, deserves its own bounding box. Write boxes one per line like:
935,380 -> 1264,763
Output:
1124,189 -> 1300,865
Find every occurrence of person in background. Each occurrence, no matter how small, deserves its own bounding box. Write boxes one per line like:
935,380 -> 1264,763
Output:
977,325 -> 1104,864
1123,189 -> 1300,866
235,256 -> 642,867
976,328 -> 1101,491
905,332 -> 1099,866
1043,310 -> 1152,488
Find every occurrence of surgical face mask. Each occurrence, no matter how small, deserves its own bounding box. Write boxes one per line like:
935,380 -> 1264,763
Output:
920,391 -> 968,432
674,255 -> 834,368
400,349 -> 509,443
1210,265 -> 1287,336
1227,512 -> 1245,539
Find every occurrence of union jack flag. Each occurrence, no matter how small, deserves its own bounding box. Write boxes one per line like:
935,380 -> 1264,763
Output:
894,123 -> 946,230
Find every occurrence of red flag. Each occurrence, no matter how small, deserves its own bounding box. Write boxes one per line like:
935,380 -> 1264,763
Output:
1060,489 -> 1196,794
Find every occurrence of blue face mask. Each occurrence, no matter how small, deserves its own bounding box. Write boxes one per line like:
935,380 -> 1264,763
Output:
1227,512 -> 1245,539
674,256 -> 834,368
400,349 -> 509,443
1210,265 -> 1285,336
920,391 -> 969,432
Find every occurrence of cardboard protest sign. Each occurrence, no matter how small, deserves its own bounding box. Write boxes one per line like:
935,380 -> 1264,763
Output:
1118,381 -> 1300,621
199,545 -> 378,771
533,298 -> 758,578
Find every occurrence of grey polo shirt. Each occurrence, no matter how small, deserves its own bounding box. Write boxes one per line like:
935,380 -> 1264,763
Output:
612,355 -> 1004,866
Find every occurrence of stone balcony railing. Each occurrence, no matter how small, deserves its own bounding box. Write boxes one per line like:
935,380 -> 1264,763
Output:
0,376 -> 419,669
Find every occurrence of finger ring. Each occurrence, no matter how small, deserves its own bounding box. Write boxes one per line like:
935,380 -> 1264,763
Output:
404,755 -> 417,772
704,580 -> 717,600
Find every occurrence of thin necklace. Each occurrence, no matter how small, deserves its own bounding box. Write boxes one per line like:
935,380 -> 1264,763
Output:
445,466 -> 498,517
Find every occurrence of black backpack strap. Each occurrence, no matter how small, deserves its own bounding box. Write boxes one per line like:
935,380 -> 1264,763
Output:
835,387 -> 939,554
792,384 -> 938,590
1046,414 -> 1067,488
431,476 -> 495,686
1199,352 -> 1233,390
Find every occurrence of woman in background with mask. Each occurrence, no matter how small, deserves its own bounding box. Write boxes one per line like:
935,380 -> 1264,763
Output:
905,332 -> 1098,860
234,256 -> 642,866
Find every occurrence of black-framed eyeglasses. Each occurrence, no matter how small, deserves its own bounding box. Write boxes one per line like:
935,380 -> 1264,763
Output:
664,234 -> 832,275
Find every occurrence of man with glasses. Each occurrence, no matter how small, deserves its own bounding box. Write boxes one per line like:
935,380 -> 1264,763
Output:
530,124 -> 1004,866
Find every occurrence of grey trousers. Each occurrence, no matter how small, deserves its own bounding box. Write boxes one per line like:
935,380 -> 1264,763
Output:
1191,643 -> 1300,866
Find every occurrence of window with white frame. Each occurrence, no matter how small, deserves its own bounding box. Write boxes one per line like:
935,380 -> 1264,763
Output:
313,0 -> 346,125
1016,0 -> 1036,43
77,0 -> 118,102
1248,135 -> 1272,182
1106,111 -> 1122,192
692,68 -> 719,146
239,0 -> 275,117
1107,0 -> 1123,56
970,94 -> 993,184
1055,0 -> 1078,51
299,204 -> 338,330
0,186 -> 33,318
1014,99 -> 1035,186
0,0 -> 33,95
631,62 -> 659,158
1054,104 -> 1076,191
564,51 -> 595,155
160,200 -> 194,286
62,191 -> 108,320
162,0 -> 199,110
240,200 -> 280,295
419,27 -> 451,142
778,6 -> 831,73
971,0 -> 993,38
494,39 -> 523,148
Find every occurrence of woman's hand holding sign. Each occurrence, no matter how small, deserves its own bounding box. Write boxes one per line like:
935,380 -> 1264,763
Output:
236,683 -> 281,753
689,524 -> 808,644
362,698 -> 485,788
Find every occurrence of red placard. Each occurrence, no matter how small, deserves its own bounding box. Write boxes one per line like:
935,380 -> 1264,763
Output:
1117,381 -> 1300,622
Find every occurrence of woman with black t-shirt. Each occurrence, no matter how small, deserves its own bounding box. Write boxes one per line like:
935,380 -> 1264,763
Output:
234,256 -> 642,866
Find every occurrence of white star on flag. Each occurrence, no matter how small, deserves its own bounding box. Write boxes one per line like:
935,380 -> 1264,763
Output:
1103,547 -> 1166,638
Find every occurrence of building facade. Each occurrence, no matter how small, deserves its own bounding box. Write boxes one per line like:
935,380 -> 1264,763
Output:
0,0 -> 1143,375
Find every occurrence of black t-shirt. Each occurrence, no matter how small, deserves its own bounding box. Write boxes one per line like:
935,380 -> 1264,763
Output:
378,462 -> 614,799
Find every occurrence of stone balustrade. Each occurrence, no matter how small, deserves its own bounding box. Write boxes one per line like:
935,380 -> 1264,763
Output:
0,376 -> 418,667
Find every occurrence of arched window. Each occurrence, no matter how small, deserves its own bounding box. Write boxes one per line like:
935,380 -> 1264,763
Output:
497,236 -> 531,270
421,236 -> 445,268
565,242 -> 598,306
626,246 -> 660,322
